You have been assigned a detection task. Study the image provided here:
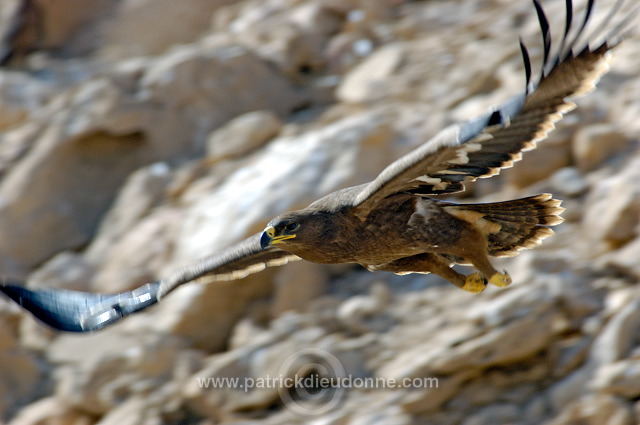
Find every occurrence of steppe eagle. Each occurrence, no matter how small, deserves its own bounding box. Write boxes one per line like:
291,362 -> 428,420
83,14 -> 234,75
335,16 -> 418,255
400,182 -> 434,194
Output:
1,0 -> 634,331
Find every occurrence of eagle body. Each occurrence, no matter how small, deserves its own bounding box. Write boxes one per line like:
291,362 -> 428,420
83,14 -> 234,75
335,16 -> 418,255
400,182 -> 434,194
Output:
268,193 -> 562,291
264,194 -> 427,265
1,0 -> 634,332
273,195 -> 481,266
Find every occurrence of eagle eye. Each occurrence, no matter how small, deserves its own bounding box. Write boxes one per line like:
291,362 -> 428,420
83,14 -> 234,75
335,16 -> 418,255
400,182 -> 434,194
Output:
284,222 -> 299,233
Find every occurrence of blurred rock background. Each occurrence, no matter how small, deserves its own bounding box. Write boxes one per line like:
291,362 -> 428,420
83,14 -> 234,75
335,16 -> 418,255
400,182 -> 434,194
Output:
0,0 -> 638,423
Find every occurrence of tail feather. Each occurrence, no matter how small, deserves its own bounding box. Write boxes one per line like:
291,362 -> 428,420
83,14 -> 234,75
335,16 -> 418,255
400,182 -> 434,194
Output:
443,194 -> 564,257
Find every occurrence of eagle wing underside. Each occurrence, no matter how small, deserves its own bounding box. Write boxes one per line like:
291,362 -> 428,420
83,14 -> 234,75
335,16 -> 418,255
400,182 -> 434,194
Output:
0,233 -> 299,332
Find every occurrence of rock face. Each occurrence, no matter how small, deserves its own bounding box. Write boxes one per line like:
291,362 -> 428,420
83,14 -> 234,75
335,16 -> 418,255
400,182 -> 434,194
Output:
0,0 -> 639,424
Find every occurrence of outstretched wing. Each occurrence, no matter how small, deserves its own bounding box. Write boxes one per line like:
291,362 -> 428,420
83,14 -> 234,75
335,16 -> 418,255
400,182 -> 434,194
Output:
353,0 -> 633,212
0,233 -> 299,332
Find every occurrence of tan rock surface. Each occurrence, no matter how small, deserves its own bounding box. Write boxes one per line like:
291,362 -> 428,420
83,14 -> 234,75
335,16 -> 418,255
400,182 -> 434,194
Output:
0,0 -> 639,424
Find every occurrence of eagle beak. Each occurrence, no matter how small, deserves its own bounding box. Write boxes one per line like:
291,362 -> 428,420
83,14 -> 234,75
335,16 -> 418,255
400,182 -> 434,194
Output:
260,226 -> 275,249
260,226 -> 296,249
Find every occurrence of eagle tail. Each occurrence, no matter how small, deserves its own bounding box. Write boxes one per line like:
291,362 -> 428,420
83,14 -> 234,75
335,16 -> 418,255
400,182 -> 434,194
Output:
444,194 -> 564,257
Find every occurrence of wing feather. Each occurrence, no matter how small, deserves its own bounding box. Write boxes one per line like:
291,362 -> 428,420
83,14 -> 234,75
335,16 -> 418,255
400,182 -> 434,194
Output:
353,0 -> 627,212
0,233 -> 299,332
158,233 -> 299,298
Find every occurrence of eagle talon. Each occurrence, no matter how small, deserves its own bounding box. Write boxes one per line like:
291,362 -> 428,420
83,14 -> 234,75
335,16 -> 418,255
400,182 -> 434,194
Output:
462,272 -> 487,293
489,271 -> 512,288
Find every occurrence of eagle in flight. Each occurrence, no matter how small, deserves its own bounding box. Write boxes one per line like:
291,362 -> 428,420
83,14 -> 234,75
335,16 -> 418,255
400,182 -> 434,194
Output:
1,0 -> 635,332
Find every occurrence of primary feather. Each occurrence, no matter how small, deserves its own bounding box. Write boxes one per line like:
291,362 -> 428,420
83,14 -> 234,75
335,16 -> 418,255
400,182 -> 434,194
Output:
353,0 -> 632,210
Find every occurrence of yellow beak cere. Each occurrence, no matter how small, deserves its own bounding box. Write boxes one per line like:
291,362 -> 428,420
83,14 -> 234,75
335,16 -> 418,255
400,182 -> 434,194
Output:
265,226 -> 276,238
260,226 -> 296,249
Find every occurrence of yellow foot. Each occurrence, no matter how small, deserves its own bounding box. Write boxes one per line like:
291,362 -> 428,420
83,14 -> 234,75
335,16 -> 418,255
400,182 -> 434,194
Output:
489,271 -> 512,288
461,272 -> 487,293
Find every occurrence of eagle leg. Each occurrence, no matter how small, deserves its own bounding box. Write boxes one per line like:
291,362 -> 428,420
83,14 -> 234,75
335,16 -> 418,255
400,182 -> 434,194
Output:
373,253 -> 487,293
462,252 -> 512,289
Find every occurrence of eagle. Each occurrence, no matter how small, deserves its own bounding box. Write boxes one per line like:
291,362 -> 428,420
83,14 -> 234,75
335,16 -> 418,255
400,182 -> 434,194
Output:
1,0 -> 634,332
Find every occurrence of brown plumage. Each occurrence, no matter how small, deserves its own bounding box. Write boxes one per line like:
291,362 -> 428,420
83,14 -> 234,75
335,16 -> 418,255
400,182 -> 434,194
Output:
0,0 -> 634,332
443,194 -> 564,257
